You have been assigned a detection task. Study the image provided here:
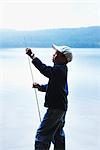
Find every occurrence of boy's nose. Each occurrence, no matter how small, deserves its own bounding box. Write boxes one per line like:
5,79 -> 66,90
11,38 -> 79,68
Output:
53,53 -> 56,56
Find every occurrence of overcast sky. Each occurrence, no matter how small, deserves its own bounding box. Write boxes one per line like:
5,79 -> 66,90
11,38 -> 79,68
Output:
0,0 -> 100,30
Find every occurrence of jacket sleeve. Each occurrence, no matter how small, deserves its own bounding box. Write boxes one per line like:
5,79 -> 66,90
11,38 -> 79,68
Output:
32,57 -> 53,78
38,84 -> 48,92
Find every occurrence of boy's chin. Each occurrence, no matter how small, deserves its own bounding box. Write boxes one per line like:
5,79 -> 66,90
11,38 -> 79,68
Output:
52,59 -> 54,63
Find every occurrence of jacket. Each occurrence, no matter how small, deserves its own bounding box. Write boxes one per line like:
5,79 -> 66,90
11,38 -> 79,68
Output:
32,57 -> 68,111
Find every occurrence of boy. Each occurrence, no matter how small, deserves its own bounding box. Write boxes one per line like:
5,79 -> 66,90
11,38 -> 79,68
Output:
26,44 -> 73,150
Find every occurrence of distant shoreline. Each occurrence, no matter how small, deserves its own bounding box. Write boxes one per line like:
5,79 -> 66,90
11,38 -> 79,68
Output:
0,26 -> 100,48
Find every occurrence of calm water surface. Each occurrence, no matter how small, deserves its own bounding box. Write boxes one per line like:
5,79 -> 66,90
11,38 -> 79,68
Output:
0,48 -> 100,150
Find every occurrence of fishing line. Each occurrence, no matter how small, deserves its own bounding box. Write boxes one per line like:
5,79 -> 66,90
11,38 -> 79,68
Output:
24,37 -> 41,122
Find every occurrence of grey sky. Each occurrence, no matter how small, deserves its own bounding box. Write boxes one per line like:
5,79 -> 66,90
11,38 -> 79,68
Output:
0,0 -> 100,30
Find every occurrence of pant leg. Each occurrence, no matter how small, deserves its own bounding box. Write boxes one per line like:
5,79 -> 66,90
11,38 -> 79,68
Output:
53,129 -> 65,150
35,109 -> 65,150
53,112 -> 66,150
35,141 -> 50,150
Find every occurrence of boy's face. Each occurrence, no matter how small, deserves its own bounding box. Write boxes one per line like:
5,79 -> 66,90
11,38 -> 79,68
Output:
52,50 -> 67,64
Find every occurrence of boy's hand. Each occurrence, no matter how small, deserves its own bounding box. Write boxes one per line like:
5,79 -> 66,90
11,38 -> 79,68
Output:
32,83 -> 40,89
25,48 -> 35,59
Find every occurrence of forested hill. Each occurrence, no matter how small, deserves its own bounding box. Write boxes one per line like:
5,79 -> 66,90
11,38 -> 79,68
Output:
0,26 -> 100,48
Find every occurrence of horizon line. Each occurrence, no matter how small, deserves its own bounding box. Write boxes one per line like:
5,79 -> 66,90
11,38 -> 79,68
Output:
0,25 -> 100,32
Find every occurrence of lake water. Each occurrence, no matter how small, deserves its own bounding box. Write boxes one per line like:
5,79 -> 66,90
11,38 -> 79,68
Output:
0,48 -> 100,150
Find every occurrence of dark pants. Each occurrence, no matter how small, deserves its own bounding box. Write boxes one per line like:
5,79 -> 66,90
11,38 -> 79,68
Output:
35,109 -> 66,150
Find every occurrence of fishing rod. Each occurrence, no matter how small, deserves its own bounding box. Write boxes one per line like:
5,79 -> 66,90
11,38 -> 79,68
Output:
24,36 -> 41,122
